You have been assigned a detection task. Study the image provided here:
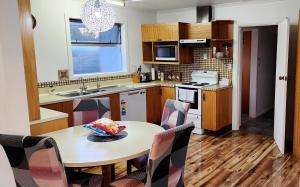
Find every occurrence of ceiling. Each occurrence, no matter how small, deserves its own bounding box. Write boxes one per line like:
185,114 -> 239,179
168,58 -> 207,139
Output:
124,0 -> 283,10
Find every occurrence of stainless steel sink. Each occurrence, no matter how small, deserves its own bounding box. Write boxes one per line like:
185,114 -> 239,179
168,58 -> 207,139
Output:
57,89 -> 107,97
56,84 -> 131,98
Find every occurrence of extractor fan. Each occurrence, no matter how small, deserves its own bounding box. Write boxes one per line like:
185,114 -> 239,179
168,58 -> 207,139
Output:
107,0 -> 144,7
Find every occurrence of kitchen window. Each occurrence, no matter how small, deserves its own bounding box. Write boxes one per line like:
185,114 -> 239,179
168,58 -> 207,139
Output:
69,18 -> 127,76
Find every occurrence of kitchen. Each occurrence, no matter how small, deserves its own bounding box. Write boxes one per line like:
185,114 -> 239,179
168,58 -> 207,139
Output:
1,0 -> 300,186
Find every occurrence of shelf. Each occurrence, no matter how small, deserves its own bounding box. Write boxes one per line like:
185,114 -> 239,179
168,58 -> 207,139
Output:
143,61 -> 180,65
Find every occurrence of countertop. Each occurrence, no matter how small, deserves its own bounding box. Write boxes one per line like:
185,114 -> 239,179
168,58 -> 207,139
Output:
202,84 -> 232,91
39,81 -> 180,105
30,108 -> 68,125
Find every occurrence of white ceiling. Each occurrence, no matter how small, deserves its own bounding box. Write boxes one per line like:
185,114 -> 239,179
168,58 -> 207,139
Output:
124,0 -> 283,10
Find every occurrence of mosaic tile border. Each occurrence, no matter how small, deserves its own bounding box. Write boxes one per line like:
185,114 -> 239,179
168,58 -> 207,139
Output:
38,74 -> 133,88
158,48 -> 232,83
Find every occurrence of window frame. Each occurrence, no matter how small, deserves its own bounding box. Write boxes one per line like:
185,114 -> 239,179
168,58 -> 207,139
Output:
65,15 -> 129,79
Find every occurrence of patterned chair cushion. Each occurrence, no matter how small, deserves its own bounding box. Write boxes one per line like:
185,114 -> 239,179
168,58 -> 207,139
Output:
73,98 -> 111,126
129,99 -> 190,172
112,123 -> 194,187
0,134 -> 102,187
161,99 -> 190,130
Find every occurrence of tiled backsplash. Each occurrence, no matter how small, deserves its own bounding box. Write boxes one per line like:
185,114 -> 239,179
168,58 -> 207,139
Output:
158,48 -> 232,82
38,74 -> 133,88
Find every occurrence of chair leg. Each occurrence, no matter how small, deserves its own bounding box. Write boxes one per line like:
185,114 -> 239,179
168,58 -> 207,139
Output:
127,160 -> 132,174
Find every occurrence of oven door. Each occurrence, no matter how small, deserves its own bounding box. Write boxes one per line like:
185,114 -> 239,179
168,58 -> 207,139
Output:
176,87 -> 199,110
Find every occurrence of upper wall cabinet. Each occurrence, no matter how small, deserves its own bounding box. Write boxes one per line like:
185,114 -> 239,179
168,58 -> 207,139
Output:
186,23 -> 212,39
141,23 -> 180,42
141,23 -> 192,65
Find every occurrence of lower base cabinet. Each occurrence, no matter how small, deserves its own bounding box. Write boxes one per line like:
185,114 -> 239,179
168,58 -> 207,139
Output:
146,87 -> 162,124
161,87 -> 176,111
30,117 -> 68,135
43,93 -> 121,127
202,87 -> 232,131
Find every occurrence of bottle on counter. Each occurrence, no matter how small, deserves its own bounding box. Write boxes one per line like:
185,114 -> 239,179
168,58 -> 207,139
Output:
151,67 -> 156,81
160,72 -> 164,81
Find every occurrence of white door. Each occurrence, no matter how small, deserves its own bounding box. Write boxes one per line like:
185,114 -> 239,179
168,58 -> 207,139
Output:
274,18 -> 290,154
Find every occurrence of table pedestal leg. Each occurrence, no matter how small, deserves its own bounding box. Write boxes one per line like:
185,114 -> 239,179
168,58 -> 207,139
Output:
102,164 -> 115,187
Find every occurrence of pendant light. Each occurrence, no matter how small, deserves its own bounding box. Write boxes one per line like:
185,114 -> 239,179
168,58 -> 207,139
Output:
81,0 -> 116,33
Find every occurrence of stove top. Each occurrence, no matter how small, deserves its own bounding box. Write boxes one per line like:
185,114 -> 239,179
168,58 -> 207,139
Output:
176,82 -> 211,88
181,82 -> 197,85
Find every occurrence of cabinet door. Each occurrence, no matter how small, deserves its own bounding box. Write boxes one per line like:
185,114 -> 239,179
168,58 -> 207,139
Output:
141,24 -> 179,42
43,101 -> 73,127
161,87 -> 176,111
99,93 -> 121,121
141,24 -> 158,42
202,91 -> 217,131
146,87 -> 162,124
157,24 -> 179,41
216,88 -> 232,130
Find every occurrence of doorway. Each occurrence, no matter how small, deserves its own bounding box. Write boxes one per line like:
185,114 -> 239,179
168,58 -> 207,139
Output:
240,26 -> 278,137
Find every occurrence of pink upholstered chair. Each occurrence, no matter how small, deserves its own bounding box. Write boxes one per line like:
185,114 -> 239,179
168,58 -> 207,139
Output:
73,97 -> 111,126
0,145 -> 15,187
127,99 -> 190,174
0,134 -> 102,187
111,123 -> 194,187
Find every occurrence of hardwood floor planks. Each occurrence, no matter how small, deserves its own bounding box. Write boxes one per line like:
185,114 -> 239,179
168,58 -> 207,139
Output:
84,131 -> 300,187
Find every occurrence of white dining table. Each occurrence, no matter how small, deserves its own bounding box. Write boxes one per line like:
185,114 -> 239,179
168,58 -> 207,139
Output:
44,121 -> 164,187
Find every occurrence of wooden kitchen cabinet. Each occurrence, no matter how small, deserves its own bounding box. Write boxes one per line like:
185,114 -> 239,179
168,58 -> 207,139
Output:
31,118 -> 68,135
146,87 -> 162,124
43,101 -> 73,127
186,23 -> 212,39
202,87 -> 232,131
42,93 -> 121,126
98,93 -> 121,121
141,23 -> 179,42
161,87 -> 176,112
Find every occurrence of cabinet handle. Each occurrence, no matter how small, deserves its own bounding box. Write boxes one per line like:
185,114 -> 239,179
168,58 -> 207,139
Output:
203,93 -> 205,101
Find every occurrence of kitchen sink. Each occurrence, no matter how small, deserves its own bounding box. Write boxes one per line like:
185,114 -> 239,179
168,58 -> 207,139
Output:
56,85 -> 130,98
57,89 -> 107,97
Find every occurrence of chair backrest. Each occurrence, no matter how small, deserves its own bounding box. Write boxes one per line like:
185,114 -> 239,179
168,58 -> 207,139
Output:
73,97 -> 111,126
161,99 -> 190,130
145,123 -> 194,187
0,134 -> 68,187
0,145 -> 16,187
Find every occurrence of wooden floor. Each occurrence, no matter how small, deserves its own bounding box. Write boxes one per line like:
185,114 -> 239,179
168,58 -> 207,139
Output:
88,131 -> 300,187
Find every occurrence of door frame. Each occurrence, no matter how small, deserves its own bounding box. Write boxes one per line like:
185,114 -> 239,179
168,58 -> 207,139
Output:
232,20 -> 282,131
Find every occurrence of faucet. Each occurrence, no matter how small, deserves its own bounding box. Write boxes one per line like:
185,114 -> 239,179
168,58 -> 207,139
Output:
78,77 -> 88,93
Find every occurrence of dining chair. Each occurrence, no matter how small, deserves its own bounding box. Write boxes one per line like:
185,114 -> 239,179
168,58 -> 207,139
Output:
0,145 -> 16,187
127,99 -> 190,174
0,134 -> 102,187
111,123 -> 195,187
73,97 -> 111,126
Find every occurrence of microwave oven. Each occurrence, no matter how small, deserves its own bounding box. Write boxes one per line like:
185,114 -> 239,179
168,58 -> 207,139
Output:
155,45 -> 178,61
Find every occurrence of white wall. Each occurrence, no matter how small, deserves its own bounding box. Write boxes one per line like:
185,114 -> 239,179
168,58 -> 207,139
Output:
0,0 -> 30,135
249,29 -> 258,118
255,26 -> 277,117
157,7 -> 197,23
31,0 -> 157,82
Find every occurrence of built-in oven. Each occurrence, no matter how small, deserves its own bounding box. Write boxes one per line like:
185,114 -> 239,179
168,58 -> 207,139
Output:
176,87 -> 199,110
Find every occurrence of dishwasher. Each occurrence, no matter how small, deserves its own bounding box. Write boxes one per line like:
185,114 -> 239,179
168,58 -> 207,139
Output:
120,89 -> 147,121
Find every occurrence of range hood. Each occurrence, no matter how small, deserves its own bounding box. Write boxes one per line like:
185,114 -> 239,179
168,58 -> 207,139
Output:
180,39 -> 210,48
179,6 -> 212,48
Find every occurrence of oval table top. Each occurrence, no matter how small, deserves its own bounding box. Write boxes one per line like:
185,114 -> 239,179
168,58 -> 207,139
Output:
44,121 -> 164,168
